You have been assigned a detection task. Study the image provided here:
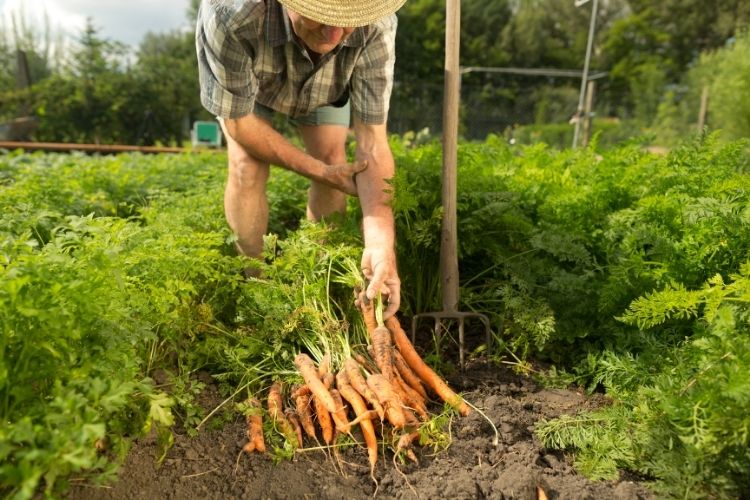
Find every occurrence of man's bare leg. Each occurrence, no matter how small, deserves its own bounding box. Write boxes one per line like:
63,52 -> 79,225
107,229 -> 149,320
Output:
221,121 -> 271,271
298,124 -> 349,221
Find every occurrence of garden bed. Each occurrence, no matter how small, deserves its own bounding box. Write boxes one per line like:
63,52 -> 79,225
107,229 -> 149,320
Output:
70,362 -> 650,499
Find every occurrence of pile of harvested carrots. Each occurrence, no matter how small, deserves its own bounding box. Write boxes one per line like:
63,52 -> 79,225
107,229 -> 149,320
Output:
240,299 -> 471,480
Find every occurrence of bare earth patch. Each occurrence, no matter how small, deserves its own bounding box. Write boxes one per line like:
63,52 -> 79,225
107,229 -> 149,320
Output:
69,362 -> 651,499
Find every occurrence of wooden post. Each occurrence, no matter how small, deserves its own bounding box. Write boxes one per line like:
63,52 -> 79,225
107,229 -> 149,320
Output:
581,80 -> 596,147
16,50 -> 31,89
697,86 -> 709,132
441,0 -> 460,312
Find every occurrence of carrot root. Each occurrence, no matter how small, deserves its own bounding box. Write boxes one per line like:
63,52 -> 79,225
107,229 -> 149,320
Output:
313,393 -> 334,444
294,353 -> 339,415
386,316 -> 471,416
285,408 -> 304,447
393,348 -> 428,400
242,397 -> 266,454
336,370 -> 379,477
329,388 -> 351,434
295,392 -> 317,439
344,357 -> 386,420
367,373 -> 407,429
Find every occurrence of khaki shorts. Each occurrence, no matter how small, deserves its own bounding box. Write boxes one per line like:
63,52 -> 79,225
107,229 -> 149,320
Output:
253,101 -> 351,128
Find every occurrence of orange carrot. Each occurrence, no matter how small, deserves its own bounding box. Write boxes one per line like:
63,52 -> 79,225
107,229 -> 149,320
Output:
267,381 -> 284,420
294,353 -> 338,415
242,397 -> 266,454
291,384 -> 311,399
360,298 -> 395,380
336,370 -> 378,476
295,392 -> 317,439
367,373 -> 407,428
354,352 -> 379,374
393,348 -> 428,400
285,408 -> 304,447
360,297 -> 378,331
386,316 -> 471,416
370,325 -> 395,380
344,357 -> 385,420
393,373 -> 429,421
396,431 -> 420,464
313,393 -> 334,444
396,430 -> 420,453
347,409 -> 379,427
329,388 -> 351,434
267,381 -> 298,447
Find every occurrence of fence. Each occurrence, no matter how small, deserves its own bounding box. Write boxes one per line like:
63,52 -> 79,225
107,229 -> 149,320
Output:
388,68 -> 707,147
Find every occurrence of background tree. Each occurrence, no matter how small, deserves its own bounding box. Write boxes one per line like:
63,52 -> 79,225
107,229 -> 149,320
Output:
29,20 -> 131,143
129,30 -> 206,145
602,0 -> 750,122
681,29 -> 750,141
0,28 -> 15,96
391,0 -> 447,133
2,0 -> 749,145
625,0 -> 750,72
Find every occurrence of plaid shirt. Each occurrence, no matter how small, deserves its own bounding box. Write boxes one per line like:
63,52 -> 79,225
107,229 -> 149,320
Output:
196,0 -> 397,124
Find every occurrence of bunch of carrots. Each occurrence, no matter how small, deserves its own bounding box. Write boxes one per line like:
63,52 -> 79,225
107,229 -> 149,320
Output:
240,297 -> 472,482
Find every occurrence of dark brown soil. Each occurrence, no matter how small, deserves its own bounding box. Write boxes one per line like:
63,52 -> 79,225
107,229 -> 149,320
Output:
69,361 -> 651,500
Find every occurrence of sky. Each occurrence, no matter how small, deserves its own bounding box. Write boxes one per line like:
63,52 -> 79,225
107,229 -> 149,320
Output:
0,0 -> 193,48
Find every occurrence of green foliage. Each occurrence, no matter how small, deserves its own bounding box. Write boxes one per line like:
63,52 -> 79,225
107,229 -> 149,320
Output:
538,266 -> 750,497
0,151 -> 242,498
130,30 -> 207,145
695,29 -> 750,141
389,131 -> 749,494
3,129 -> 750,498
536,406 -> 636,480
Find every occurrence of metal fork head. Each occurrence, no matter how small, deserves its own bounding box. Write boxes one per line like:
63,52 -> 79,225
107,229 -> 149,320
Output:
411,311 -> 491,370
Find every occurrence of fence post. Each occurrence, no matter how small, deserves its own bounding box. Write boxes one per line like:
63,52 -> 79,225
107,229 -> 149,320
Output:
697,86 -> 709,132
582,80 -> 596,147
572,0 -> 599,148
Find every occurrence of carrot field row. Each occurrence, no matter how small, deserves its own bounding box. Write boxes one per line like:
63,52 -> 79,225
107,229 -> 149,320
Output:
2,133 -> 750,498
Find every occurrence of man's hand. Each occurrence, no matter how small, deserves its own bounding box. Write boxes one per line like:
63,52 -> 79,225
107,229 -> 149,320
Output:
359,245 -> 401,319
321,161 -> 368,196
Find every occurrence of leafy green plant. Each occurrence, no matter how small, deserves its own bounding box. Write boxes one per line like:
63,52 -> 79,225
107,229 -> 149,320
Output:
538,265 -> 750,497
0,151 -> 245,498
3,128 -> 750,499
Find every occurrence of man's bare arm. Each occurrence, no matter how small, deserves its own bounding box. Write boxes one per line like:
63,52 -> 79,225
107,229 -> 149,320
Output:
223,114 -> 365,195
353,118 -> 400,317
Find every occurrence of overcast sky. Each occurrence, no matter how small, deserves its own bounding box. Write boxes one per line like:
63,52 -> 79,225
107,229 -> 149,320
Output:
0,0 -> 193,48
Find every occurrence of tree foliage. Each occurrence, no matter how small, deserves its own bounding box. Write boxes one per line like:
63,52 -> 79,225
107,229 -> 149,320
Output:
694,29 -> 750,140
0,11 -> 204,145
0,0 -> 748,143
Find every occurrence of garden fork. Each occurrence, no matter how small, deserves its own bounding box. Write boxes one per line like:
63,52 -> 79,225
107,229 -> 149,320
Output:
411,0 -> 491,369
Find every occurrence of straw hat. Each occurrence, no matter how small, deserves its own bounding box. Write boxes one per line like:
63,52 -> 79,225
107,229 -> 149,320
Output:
278,0 -> 407,27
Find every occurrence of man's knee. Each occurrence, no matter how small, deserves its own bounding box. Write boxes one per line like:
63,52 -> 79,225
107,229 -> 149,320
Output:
313,143 -> 347,166
227,152 -> 270,191
299,124 -> 349,165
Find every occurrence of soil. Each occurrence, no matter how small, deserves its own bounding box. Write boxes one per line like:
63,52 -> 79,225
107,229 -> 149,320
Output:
69,361 -> 651,500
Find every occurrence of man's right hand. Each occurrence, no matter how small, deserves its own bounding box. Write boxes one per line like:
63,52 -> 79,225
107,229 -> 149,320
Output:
321,161 -> 368,196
